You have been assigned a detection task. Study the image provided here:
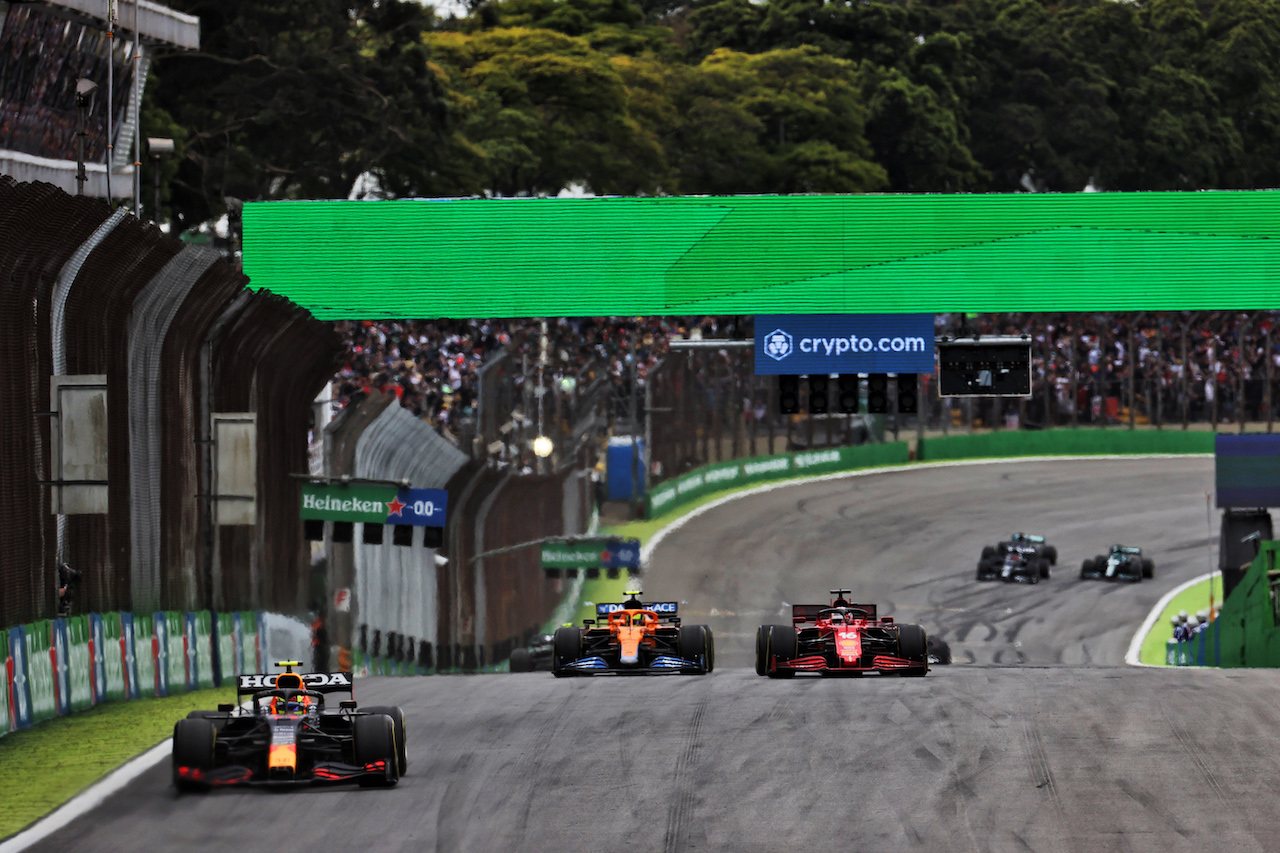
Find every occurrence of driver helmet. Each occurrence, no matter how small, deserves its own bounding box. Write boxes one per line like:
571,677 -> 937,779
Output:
271,694 -> 314,715
830,611 -> 844,624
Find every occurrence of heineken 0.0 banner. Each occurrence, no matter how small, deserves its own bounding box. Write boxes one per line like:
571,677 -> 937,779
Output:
541,538 -> 642,570
301,484 -> 449,526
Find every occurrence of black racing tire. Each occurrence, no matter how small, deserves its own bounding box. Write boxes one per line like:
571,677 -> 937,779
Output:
1039,557 -> 1051,580
551,626 -> 582,677
185,709 -> 228,733
1044,545 -> 1058,565
754,626 -> 768,676
897,624 -> 929,676
1080,558 -> 1093,578
764,625 -> 797,678
704,627 -> 715,672
353,713 -> 400,787
172,718 -> 216,791
981,545 -> 996,560
1142,558 -> 1155,579
509,648 -> 533,673
679,625 -> 709,673
363,705 -> 408,776
1028,567 -> 1040,584
1095,555 -> 1105,568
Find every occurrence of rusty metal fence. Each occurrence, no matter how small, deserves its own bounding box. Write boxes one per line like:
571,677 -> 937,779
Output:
0,177 -> 343,630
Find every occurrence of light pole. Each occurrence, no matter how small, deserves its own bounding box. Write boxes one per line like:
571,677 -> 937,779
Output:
74,79 -> 98,196
146,137 -> 175,223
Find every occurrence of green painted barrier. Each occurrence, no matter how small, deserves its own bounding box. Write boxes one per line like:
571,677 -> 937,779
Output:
1214,541 -> 1280,667
239,611 -> 259,674
917,428 -> 1214,461
24,621 -> 55,724
217,613 -> 235,686
164,612 -> 185,691
66,616 -> 91,711
102,613 -> 125,702
133,615 -> 155,698
646,442 -> 910,518
194,612 -> 215,689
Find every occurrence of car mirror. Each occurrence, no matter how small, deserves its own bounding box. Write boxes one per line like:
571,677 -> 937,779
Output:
881,617 -> 894,624
218,703 -> 235,712
339,700 -> 358,711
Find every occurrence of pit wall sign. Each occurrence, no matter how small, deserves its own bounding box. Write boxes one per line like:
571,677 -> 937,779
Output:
300,483 -> 448,527
754,314 -> 935,376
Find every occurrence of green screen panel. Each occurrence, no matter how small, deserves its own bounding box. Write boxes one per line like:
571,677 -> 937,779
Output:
241,192 -> 1280,318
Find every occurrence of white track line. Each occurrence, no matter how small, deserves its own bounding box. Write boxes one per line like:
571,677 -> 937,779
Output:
1124,570 -> 1221,667
0,738 -> 173,853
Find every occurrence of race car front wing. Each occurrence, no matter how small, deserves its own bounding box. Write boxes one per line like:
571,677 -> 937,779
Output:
560,654 -> 702,674
774,653 -> 922,674
175,759 -> 395,787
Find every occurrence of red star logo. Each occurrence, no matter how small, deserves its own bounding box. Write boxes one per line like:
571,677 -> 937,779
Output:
386,497 -> 406,516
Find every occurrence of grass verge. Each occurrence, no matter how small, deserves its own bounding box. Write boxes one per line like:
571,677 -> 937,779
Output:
0,686 -> 235,839
1138,577 -> 1222,665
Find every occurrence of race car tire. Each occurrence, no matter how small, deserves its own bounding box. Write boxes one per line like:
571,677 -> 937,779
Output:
679,625 -> 710,673
185,710 -> 228,733
704,627 -> 716,673
509,648 -> 533,673
764,625 -> 797,678
551,626 -> 582,677
354,713 -> 400,787
981,545 -> 996,560
1045,545 -> 1058,565
897,624 -> 929,676
1095,555 -> 1105,568
1080,558 -> 1092,578
1039,558 -> 1051,580
1142,558 -> 1155,579
363,705 -> 408,776
1028,568 -> 1040,584
754,626 -> 768,676
172,718 -> 216,792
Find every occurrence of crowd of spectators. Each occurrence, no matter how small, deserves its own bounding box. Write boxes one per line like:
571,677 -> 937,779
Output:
332,312 -> 1280,441
0,4 -> 123,162
940,312 -> 1280,426
329,316 -> 746,438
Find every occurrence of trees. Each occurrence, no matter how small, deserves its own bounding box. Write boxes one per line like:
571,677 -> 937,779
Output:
144,0 -> 1280,216
153,0 -> 450,230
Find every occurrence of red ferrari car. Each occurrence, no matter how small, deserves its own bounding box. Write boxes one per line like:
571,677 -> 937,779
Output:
755,589 -> 929,677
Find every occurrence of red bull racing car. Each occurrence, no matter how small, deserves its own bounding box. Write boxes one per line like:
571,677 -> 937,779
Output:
755,590 -> 929,677
171,662 -> 406,790
551,591 -> 714,676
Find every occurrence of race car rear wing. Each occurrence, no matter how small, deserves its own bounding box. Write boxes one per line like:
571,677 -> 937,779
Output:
236,671 -> 355,697
792,603 -> 878,623
596,601 -> 678,621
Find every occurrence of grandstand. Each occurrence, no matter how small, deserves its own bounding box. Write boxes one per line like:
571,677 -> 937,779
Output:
0,0 -> 198,200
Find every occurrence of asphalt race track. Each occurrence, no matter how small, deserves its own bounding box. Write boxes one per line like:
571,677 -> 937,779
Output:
29,457 -> 1280,853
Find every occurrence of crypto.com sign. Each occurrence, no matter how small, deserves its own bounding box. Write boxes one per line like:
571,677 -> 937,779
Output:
753,314 -> 935,375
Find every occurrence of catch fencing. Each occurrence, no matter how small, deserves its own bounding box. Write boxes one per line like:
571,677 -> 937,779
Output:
0,178 -> 343,635
326,393 -> 594,674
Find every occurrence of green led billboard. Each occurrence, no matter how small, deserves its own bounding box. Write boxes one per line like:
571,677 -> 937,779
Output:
241,192 -> 1280,318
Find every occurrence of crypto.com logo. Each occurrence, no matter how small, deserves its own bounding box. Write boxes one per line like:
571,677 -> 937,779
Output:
765,329 -> 793,361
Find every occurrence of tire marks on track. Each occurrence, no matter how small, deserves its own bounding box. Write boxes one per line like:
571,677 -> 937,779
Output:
662,688 -> 709,853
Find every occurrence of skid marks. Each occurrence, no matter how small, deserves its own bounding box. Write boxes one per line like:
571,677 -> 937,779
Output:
1022,722 -> 1066,827
662,689 -> 710,853
1157,704 -> 1229,805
